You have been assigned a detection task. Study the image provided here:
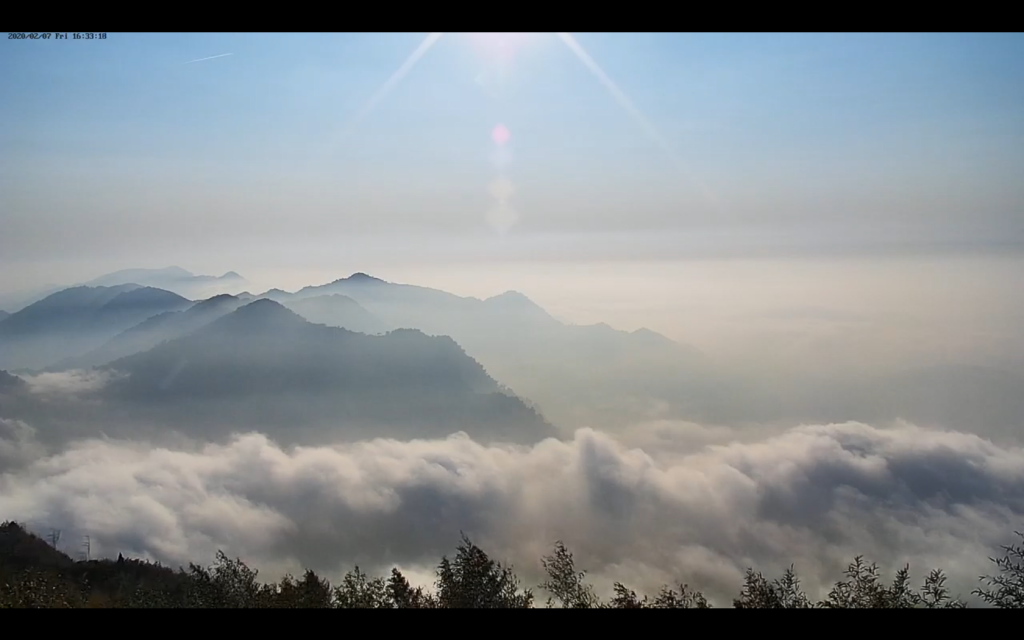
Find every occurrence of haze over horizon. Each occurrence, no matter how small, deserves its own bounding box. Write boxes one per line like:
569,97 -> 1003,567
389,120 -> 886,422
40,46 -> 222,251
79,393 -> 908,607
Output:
1,32 -> 1023,607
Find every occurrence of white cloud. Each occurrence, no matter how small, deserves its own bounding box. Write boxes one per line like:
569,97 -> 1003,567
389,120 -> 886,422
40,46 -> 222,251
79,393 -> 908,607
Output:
22,370 -> 120,396
1,420 -> 1021,605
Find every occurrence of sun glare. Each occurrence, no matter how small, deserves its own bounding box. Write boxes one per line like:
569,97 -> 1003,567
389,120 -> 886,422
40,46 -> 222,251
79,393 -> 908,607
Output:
466,33 -> 533,61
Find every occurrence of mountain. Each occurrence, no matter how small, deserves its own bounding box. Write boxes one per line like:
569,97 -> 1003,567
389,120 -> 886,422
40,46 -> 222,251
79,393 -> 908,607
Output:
0,369 -> 24,392
0,286 -> 192,371
85,267 -> 195,287
83,267 -> 247,300
51,294 -> 247,370
0,311 -> 8,322
255,274 -> 711,431
0,269 -> 245,314
0,284 -> 66,314
97,300 -> 552,445
258,288 -> 295,303
83,267 -> 245,288
278,295 -> 388,335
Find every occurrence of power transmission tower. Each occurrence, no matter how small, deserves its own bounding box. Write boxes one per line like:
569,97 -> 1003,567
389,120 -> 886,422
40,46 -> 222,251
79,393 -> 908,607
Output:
80,536 -> 91,561
48,528 -> 62,550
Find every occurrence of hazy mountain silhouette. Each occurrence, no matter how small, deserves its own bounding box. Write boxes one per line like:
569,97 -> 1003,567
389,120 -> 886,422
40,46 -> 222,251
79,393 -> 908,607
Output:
255,273 -> 711,431
0,285 -> 192,371
83,267 -> 247,300
0,268 -> 245,314
85,267 -> 244,288
0,369 -> 24,392
0,311 -> 8,322
96,299 -> 552,445
258,288 -> 296,303
50,294 -> 247,371
279,295 -> 389,335
0,285 -> 66,315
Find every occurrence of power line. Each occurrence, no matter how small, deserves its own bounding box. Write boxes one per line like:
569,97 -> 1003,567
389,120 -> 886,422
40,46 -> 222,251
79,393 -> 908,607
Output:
47,528 -> 62,550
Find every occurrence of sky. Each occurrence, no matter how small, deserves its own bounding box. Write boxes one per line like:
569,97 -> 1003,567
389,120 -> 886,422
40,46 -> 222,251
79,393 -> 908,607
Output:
3,33 -> 1024,603
2,32 -> 1024,291
1,32 -> 1023,376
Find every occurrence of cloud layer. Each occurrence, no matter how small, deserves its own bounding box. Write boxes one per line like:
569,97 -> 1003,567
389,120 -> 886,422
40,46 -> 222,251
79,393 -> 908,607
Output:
1,419 -> 1021,605
22,370 -> 122,396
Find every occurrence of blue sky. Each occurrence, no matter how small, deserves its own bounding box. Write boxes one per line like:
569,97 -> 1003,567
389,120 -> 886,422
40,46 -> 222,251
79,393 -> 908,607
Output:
2,32 -> 1023,286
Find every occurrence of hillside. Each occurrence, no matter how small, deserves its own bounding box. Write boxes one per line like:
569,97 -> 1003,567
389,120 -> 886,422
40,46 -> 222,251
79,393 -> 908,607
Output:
0,369 -> 24,392
2,521 -> 1018,608
98,300 -> 552,444
254,274 -> 712,430
0,286 -> 192,371
52,293 -> 247,370
279,294 -> 389,335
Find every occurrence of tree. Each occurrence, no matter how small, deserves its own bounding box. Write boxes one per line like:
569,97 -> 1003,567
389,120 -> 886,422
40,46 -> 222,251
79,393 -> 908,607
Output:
823,556 -> 887,608
0,568 -> 82,608
539,541 -> 598,608
435,533 -> 533,608
651,583 -> 710,608
184,551 -> 272,608
920,569 -> 965,608
333,566 -> 388,608
734,567 -> 809,608
386,567 -> 431,608
974,530 -> 1024,608
277,569 -> 333,608
605,582 -> 646,608
822,557 -> 965,608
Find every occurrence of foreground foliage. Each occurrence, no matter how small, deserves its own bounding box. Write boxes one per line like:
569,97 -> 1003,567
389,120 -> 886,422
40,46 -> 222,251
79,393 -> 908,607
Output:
2,521 -> 1021,608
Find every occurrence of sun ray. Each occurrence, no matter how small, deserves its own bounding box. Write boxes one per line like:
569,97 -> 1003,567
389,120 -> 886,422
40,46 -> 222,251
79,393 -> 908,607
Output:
335,32 -> 444,147
555,32 -> 721,209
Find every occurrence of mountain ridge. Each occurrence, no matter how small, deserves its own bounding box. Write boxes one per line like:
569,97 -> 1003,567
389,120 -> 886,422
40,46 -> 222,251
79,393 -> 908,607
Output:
96,299 -> 553,445
0,286 -> 193,371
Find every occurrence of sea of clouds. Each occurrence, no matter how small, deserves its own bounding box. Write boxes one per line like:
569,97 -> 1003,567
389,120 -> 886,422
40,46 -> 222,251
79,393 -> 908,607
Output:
2,410 -> 1021,605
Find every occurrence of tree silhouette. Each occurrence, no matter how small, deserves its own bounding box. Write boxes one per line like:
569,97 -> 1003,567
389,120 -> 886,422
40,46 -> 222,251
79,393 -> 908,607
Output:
334,566 -> 388,608
734,566 -> 810,608
974,530 -> 1024,608
386,568 -> 432,608
539,541 -> 598,608
435,533 -> 533,608
0,519 -> 1016,608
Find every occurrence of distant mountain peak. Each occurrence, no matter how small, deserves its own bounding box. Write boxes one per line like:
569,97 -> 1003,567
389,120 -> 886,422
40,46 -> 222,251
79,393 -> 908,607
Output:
489,290 -> 534,303
240,298 -> 289,312
341,272 -> 384,283
87,267 -> 193,283
192,293 -> 239,309
483,290 -> 558,322
103,286 -> 191,308
216,299 -> 306,328
0,369 -> 25,389
220,271 -> 243,280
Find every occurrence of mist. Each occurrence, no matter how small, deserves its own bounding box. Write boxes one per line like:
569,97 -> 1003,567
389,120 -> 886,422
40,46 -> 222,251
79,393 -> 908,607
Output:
2,416 -> 1021,606
2,31 -> 1023,608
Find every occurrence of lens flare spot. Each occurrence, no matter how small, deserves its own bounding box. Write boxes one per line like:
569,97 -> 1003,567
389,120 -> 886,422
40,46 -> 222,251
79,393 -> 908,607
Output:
489,177 -> 515,200
486,202 -> 519,234
492,124 -> 511,145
